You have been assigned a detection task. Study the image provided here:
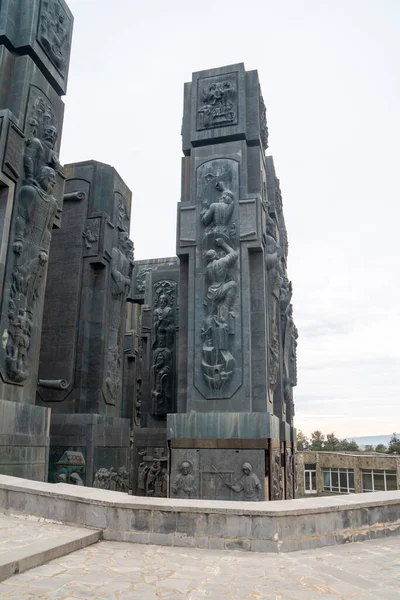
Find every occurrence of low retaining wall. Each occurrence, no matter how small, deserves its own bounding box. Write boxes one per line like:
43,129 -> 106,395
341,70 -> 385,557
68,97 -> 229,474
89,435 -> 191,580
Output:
1,475 -> 400,553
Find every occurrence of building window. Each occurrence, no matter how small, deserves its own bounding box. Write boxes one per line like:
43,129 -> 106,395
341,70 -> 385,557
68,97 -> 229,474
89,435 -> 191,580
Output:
323,468 -> 355,493
304,463 -> 316,494
362,470 -> 397,492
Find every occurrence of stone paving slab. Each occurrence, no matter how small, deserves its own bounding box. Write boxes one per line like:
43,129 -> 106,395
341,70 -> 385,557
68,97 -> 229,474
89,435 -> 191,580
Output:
0,535 -> 399,599
0,512 -> 100,583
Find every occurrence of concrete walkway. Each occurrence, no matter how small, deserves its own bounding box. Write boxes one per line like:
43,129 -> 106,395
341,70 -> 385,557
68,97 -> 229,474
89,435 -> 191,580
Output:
0,533 -> 399,599
0,512 -> 100,583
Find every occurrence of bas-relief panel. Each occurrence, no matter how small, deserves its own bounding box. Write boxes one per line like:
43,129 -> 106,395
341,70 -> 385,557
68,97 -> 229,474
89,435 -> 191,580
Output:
170,449 -> 265,501
194,159 -> 241,399
136,447 -> 168,498
196,73 -> 238,131
37,0 -> 72,75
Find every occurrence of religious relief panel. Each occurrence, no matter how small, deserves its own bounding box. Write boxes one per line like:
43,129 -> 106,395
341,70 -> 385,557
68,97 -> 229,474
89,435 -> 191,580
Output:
93,466 -> 129,493
196,159 -> 241,399
38,0 -> 73,74
137,448 -> 168,497
0,95 -> 62,385
104,232 -> 134,404
259,93 -> 269,151
196,73 -> 238,131
136,267 -> 152,294
150,279 -> 177,417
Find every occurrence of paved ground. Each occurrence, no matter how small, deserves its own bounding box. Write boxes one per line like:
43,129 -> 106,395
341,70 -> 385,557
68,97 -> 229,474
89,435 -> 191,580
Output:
0,535 -> 399,599
0,513 -> 89,557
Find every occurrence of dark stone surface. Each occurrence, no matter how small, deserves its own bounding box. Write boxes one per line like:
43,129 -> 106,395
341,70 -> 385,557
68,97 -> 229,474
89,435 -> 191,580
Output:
37,160 -> 134,415
173,63 -> 296,500
0,0 -> 71,481
48,413 -> 130,487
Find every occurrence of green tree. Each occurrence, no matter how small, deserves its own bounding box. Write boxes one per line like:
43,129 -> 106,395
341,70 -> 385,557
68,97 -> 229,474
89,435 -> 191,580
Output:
364,445 -> 375,452
324,432 -> 340,451
337,439 -> 359,451
296,430 -> 309,451
309,430 -> 325,451
374,444 -> 388,453
388,434 -> 400,454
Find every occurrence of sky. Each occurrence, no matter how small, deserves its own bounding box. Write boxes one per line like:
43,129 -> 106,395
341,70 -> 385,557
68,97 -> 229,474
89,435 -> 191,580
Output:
60,0 -> 400,439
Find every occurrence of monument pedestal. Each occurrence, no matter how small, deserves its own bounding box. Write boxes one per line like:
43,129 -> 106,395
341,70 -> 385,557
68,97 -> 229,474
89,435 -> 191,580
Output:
168,412 -> 283,501
0,400 -> 50,480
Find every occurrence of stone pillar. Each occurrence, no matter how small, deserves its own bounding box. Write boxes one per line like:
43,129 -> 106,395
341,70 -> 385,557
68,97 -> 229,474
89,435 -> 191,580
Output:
171,63 -> 296,501
0,0 -> 73,480
129,257 -> 179,497
36,161 -> 133,489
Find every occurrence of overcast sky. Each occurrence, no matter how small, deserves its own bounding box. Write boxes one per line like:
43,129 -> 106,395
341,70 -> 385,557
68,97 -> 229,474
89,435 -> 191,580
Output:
61,0 -> 399,439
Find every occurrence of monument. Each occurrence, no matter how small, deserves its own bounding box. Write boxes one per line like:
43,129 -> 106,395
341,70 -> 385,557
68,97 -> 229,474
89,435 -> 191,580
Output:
0,0 -> 73,480
168,63 -> 297,500
36,160 -> 134,486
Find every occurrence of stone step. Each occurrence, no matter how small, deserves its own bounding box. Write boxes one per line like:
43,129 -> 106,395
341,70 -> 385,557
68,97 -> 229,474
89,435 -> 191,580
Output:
0,526 -> 101,582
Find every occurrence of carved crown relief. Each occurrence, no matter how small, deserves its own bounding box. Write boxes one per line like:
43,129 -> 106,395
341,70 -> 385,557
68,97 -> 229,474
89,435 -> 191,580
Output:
38,0 -> 72,74
197,73 -> 238,131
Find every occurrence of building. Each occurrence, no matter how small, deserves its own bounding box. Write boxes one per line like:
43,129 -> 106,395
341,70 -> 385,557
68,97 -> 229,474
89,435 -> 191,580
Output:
297,451 -> 400,496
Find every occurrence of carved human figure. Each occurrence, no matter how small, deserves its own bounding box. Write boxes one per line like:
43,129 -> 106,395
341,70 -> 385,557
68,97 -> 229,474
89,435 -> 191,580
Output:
152,294 -> 174,349
225,462 -> 262,501
5,166 -> 59,382
201,181 -> 234,236
106,232 -> 133,400
204,238 -> 238,319
171,460 -> 196,498
271,451 -> 282,501
198,80 -> 236,128
151,347 -> 172,415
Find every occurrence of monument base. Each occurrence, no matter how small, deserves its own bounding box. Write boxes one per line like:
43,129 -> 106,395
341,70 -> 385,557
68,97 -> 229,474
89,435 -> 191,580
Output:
0,399 -> 50,481
48,414 -> 131,488
167,412 -> 295,501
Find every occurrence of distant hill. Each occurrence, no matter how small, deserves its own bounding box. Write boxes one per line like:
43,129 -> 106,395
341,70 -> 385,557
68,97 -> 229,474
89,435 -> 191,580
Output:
346,435 -> 395,448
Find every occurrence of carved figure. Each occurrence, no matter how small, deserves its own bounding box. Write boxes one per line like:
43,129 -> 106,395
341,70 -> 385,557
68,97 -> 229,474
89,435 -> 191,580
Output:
116,467 -> 129,493
271,450 -> 282,501
225,462 -> 262,501
201,181 -> 234,237
282,304 -> 298,404
82,226 -> 98,249
39,0 -> 71,73
93,466 -> 128,492
204,238 -> 238,319
171,460 -> 196,498
151,347 -> 172,415
260,94 -> 269,150
136,267 -> 152,293
286,448 -> 294,500
105,232 -> 133,401
198,80 -> 236,129
5,167 -> 59,382
153,293 -> 174,349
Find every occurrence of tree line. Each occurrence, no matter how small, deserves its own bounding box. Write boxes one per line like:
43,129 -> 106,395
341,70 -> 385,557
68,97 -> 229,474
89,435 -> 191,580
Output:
296,430 -> 400,454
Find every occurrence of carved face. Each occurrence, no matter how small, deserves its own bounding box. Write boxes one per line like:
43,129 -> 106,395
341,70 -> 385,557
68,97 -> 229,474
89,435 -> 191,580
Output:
205,249 -> 217,263
43,125 -> 57,148
159,294 -> 168,308
37,167 -> 56,193
242,462 -> 252,476
181,461 -> 190,475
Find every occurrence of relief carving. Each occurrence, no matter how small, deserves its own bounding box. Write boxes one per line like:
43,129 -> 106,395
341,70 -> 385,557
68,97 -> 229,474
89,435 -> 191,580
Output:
270,449 -> 282,501
197,75 -> 237,130
171,460 -> 196,499
38,0 -> 72,74
199,165 -> 239,396
286,447 -> 294,500
115,192 -> 129,232
137,448 -> 167,497
82,226 -> 98,249
57,451 -> 85,486
3,98 -> 61,383
105,232 -> 134,403
136,267 -> 152,293
225,462 -> 262,501
93,467 -> 129,493
260,94 -> 269,151
265,232 -> 283,394
150,280 -> 177,417
282,304 -> 298,406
